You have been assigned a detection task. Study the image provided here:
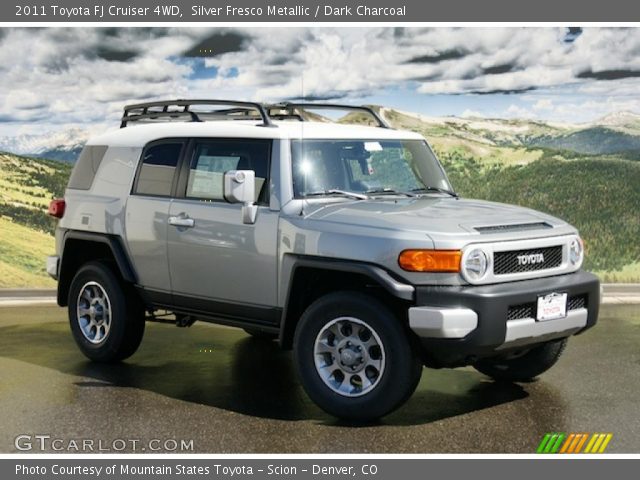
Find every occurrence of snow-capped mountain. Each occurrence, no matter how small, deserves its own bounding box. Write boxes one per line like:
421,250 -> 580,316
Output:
1,110 -> 640,163
595,111 -> 640,128
0,128 -> 91,162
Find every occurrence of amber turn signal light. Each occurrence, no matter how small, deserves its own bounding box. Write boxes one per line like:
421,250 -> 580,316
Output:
398,249 -> 461,272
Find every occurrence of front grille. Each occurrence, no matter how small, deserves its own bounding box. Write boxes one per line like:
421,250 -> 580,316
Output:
475,222 -> 552,234
507,294 -> 588,321
494,245 -> 563,275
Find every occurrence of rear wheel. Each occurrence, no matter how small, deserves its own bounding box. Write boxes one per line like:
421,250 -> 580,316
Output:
68,261 -> 145,362
294,292 -> 422,421
474,338 -> 568,382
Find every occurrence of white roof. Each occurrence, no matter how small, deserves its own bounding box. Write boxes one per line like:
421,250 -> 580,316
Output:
87,120 -> 425,147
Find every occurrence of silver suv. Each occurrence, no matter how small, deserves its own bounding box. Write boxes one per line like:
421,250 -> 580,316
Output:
47,100 -> 600,420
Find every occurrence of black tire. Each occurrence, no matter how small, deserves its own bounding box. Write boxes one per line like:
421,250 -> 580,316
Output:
293,292 -> 422,421
243,328 -> 278,341
474,338 -> 568,382
68,261 -> 145,363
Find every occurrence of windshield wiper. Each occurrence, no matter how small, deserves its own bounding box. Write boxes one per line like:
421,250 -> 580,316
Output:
365,188 -> 416,197
304,189 -> 368,200
411,186 -> 459,198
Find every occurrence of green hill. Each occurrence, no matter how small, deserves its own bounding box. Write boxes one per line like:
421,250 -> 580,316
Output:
0,216 -> 57,287
0,152 -> 71,287
375,107 -> 640,162
438,149 -> 640,278
1,106 -> 640,286
362,107 -> 640,281
527,127 -> 640,157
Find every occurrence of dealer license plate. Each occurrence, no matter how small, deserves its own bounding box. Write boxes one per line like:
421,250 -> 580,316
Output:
536,292 -> 568,321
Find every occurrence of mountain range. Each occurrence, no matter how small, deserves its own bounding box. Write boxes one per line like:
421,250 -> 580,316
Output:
0,127 -> 91,162
378,109 -> 640,158
0,107 -> 639,286
1,110 -> 640,162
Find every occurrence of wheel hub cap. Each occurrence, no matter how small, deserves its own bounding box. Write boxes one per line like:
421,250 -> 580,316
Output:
338,340 -> 366,371
313,317 -> 386,397
76,281 -> 112,345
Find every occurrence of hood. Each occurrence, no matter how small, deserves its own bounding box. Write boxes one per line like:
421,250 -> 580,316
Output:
300,196 -> 570,240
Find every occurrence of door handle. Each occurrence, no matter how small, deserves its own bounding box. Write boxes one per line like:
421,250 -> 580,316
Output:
168,215 -> 195,228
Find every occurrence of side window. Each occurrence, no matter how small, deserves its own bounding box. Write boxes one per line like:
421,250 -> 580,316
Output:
134,142 -> 183,196
186,139 -> 271,203
67,145 -> 108,190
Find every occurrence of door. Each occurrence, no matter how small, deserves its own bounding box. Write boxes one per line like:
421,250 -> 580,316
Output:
125,140 -> 185,293
167,138 -> 279,317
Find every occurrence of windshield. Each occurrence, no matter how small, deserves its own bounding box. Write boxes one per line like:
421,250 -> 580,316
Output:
291,139 -> 453,199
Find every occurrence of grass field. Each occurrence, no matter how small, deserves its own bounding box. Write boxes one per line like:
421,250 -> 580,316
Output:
0,152 -> 67,288
594,262 -> 640,283
429,137 -> 545,166
0,217 -> 55,288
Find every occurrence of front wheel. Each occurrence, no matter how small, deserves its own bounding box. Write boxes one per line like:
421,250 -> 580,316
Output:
68,261 -> 145,363
474,338 -> 568,382
293,292 -> 422,421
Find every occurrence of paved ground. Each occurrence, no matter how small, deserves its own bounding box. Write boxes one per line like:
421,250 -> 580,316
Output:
600,284 -> 640,304
0,303 -> 638,453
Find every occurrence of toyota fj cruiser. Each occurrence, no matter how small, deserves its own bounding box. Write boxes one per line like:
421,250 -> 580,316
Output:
47,100 -> 600,420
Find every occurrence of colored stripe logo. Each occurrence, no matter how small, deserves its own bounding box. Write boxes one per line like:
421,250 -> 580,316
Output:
537,433 -> 612,454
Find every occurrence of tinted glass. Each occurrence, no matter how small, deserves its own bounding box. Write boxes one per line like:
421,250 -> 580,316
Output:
186,140 -> 270,202
135,143 -> 183,196
67,145 -> 108,190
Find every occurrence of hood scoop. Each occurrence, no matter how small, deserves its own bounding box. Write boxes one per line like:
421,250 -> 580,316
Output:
474,222 -> 552,234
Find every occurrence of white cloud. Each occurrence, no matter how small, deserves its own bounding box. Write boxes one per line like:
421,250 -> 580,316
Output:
0,27 -> 640,132
461,109 -> 486,118
4,90 -> 47,110
505,104 -> 536,119
0,28 -> 209,126
194,27 -> 640,101
533,99 -> 554,111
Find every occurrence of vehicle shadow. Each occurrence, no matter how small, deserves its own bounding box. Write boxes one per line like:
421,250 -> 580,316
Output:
0,321 -> 530,426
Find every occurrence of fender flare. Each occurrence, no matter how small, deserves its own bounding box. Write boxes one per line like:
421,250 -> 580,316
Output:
57,230 -> 137,305
278,255 -> 415,346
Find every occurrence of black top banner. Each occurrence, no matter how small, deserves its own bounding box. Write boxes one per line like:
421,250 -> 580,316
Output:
3,0 -> 639,22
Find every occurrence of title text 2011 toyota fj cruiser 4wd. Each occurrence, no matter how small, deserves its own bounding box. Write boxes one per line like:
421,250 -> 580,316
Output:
46,100 -> 600,420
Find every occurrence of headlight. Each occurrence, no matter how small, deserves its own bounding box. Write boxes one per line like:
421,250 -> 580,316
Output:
462,248 -> 489,281
569,236 -> 584,267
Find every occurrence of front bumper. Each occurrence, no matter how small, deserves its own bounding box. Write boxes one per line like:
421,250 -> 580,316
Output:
408,270 -> 600,367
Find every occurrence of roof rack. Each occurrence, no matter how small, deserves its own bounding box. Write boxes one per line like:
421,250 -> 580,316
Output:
272,103 -> 390,128
120,99 -> 274,128
120,100 -> 390,129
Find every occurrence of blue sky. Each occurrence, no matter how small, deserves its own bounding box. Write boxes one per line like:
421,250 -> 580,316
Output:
1,27 -> 639,136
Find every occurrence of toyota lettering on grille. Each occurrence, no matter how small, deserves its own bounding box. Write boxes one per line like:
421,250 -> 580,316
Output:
517,253 -> 545,265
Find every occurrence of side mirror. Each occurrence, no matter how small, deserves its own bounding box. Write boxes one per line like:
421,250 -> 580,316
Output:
224,170 -> 255,203
224,170 -> 257,224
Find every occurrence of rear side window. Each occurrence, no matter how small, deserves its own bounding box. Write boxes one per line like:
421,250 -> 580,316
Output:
134,142 -> 184,196
186,139 -> 271,203
67,145 -> 108,190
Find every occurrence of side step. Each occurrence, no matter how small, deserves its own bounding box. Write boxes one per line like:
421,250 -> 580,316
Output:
145,310 -> 197,328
